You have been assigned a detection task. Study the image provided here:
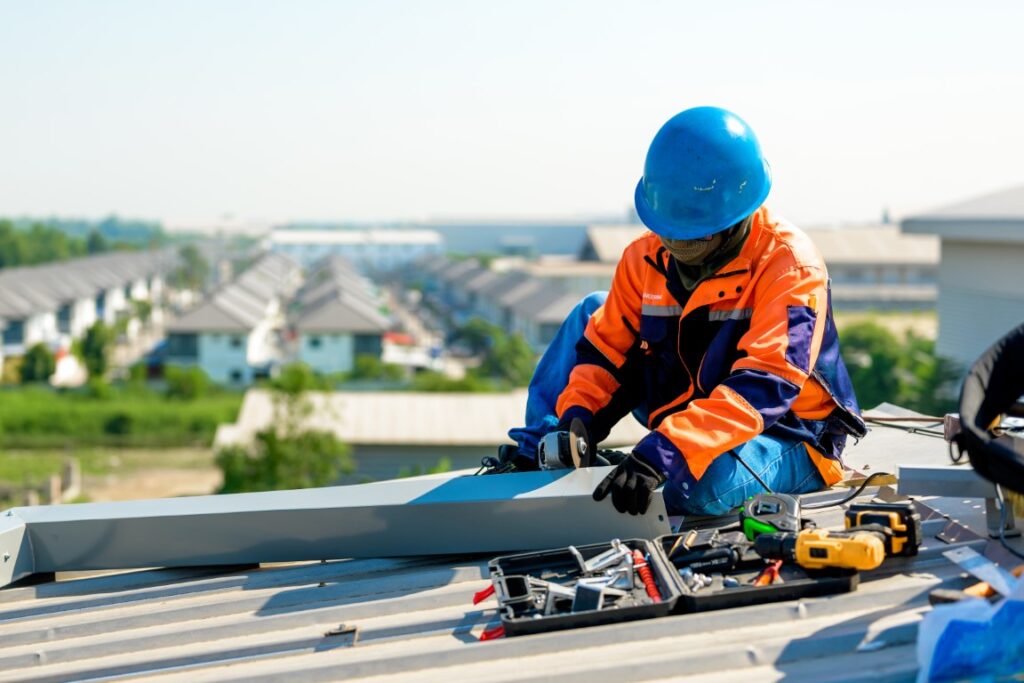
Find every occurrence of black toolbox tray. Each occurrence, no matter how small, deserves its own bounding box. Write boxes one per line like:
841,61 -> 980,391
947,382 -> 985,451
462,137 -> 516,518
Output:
485,531 -> 860,637
487,538 -> 678,637
655,532 -> 860,614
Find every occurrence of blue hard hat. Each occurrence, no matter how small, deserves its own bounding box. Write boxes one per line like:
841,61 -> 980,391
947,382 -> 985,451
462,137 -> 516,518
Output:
634,106 -> 772,240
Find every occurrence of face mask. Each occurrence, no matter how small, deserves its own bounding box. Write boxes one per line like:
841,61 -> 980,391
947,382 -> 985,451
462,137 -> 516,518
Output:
660,232 -> 725,265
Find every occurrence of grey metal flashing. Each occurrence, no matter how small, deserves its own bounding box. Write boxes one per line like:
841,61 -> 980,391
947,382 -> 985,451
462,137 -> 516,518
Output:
0,469 -> 668,587
897,464 -> 1018,537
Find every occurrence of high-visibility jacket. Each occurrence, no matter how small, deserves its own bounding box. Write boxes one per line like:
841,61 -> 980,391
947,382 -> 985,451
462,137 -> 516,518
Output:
556,206 -> 866,486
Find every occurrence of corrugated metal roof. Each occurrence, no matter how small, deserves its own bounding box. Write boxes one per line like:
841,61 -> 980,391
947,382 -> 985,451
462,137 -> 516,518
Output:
1,409 -> 1019,681
293,294 -> 389,333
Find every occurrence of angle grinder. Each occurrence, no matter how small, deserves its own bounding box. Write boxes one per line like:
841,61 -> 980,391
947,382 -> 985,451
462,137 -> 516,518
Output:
537,418 -> 593,470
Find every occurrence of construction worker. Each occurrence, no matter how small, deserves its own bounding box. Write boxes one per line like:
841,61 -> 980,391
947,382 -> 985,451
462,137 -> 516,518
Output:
507,106 -> 867,516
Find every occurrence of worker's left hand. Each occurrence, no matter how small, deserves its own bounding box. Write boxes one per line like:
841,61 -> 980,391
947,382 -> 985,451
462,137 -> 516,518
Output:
592,453 -> 666,515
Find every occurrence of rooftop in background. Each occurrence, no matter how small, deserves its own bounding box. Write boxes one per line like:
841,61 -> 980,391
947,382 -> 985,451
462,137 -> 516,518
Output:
902,184 -> 1024,242
214,388 -> 648,449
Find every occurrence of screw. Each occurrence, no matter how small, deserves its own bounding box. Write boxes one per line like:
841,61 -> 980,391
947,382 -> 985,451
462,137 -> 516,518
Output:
3,552 -> 9,562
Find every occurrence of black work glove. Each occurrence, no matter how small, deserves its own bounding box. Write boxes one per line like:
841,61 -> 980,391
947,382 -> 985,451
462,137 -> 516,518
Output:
592,453 -> 666,515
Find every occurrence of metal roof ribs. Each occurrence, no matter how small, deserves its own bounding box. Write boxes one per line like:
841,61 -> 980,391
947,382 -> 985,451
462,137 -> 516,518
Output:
0,468 -> 668,588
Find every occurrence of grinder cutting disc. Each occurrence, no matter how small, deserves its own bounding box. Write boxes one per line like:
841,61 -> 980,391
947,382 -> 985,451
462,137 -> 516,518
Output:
569,417 -> 592,468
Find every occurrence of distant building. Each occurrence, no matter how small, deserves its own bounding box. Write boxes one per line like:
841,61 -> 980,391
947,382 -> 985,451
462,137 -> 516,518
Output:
0,250 -> 171,359
165,253 -> 301,385
267,229 -> 443,271
902,184 -> 1024,366
290,257 -> 390,375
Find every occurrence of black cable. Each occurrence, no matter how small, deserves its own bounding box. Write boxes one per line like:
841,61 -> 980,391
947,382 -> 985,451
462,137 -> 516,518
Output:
729,449 -> 773,493
802,471 -> 895,510
995,484 -> 1024,562
865,419 -> 946,439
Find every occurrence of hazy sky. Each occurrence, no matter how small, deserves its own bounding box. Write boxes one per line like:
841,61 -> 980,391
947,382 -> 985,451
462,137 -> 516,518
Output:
2,1 -> 1022,228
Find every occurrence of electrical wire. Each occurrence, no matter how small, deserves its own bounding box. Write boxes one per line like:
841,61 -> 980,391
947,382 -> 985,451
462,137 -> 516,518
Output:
864,418 -> 946,439
728,449 -> 773,493
802,471 -> 895,510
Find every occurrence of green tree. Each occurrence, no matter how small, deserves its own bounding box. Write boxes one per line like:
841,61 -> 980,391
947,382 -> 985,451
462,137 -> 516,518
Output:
839,321 -> 902,410
86,229 -> 109,254
452,318 -> 498,355
839,321 -> 960,415
217,429 -> 353,493
481,331 -> 536,386
80,322 -> 114,379
0,220 -> 26,267
171,244 -> 210,291
164,366 -> 210,400
216,362 -> 352,493
349,354 -> 404,382
19,343 -> 55,384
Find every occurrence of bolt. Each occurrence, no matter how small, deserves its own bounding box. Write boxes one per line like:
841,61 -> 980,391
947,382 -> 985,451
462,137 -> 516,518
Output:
3,552 -> 9,562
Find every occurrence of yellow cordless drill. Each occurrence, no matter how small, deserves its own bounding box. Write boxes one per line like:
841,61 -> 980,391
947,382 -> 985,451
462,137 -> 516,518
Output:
754,527 -> 887,571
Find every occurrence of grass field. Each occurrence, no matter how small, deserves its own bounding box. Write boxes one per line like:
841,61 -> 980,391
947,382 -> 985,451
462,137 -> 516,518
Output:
0,387 -> 243,448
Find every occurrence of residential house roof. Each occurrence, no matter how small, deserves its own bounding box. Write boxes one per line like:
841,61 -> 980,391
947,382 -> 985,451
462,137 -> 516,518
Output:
165,298 -> 262,333
436,259 -> 482,284
292,293 -> 390,334
530,290 -> 585,325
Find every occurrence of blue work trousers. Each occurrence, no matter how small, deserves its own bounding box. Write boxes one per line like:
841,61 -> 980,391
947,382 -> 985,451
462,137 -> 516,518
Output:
508,292 -> 826,516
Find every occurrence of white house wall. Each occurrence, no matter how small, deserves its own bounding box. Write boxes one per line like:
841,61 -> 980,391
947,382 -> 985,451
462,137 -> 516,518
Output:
71,298 -> 97,339
934,240 -> 1024,366
198,332 -> 252,385
129,278 -> 149,301
298,333 -> 356,374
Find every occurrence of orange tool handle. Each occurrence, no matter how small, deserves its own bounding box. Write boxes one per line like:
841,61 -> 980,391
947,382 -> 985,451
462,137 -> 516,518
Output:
473,584 -> 496,605
754,560 -> 783,587
632,549 -> 662,603
479,625 -> 505,641
964,564 -> 1024,597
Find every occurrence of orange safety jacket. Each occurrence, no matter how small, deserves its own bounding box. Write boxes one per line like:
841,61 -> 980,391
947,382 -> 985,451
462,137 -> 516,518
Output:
556,206 -> 866,486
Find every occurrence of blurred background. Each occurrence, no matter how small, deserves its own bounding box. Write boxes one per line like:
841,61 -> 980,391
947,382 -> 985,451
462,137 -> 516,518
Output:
1,0 -> 1022,504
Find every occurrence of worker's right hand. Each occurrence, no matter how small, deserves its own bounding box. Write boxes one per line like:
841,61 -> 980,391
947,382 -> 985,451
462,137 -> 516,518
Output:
592,453 -> 666,515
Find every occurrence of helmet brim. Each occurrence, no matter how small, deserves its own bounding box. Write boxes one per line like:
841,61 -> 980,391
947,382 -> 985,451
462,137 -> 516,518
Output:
633,162 -> 772,240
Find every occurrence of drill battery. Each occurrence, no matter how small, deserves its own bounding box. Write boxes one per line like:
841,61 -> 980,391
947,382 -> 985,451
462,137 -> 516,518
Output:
844,501 -> 922,557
